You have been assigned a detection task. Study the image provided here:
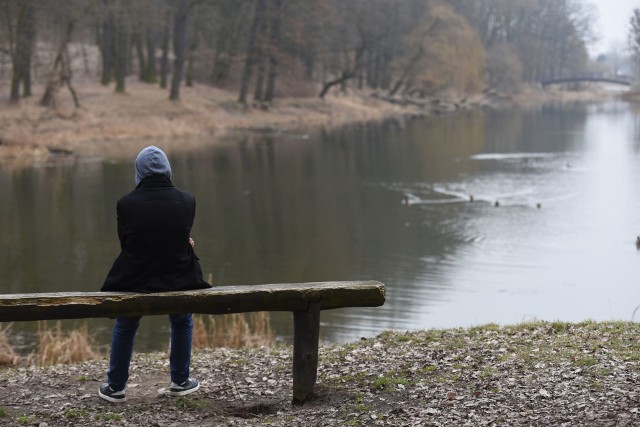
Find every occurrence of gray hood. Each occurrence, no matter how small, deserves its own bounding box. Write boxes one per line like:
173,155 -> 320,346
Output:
135,146 -> 172,185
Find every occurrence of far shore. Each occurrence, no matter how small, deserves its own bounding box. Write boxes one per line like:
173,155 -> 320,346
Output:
0,81 -> 624,167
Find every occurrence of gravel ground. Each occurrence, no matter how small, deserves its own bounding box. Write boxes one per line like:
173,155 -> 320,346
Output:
1,321 -> 640,426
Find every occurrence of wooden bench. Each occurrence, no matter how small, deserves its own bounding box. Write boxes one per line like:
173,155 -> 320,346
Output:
0,280 -> 386,403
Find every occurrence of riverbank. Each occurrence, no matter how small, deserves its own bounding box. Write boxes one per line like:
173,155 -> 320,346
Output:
1,321 -> 638,426
0,81 -> 621,168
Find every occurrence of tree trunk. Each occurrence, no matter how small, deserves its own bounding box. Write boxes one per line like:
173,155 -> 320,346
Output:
9,0 -> 35,103
186,35 -> 197,87
10,63 -> 20,103
20,1 -> 34,97
302,0 -> 318,80
387,45 -> 424,97
319,71 -> 355,99
264,0 -> 282,102
211,49 -> 231,85
40,20 -> 76,107
133,31 -> 146,81
159,10 -> 170,89
145,27 -> 158,83
238,0 -> 266,105
253,54 -> 265,101
114,24 -> 127,92
61,49 -> 80,108
253,0 -> 270,102
210,0 -> 243,86
253,55 -> 267,101
169,0 -> 189,101
100,13 -> 114,86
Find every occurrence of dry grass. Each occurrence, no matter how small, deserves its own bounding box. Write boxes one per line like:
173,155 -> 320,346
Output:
0,324 -> 20,367
192,312 -> 275,349
30,322 -> 100,367
0,80 -> 412,167
0,313 -> 275,367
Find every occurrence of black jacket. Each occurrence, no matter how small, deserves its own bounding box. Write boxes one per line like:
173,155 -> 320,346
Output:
102,175 -> 211,293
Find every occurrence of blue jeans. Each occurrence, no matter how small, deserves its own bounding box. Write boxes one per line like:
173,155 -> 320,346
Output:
107,314 -> 193,391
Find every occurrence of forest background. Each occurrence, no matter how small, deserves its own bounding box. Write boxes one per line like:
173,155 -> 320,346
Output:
0,0 -> 632,164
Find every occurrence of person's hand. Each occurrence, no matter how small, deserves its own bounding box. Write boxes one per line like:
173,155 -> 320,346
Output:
189,237 -> 195,247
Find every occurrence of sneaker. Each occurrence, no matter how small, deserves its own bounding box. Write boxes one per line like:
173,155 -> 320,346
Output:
168,378 -> 200,397
98,383 -> 126,403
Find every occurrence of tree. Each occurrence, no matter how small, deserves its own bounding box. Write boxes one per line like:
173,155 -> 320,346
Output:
451,0 -> 593,82
317,1 -> 386,98
112,5 -> 128,93
39,1 -> 85,107
159,8 -> 171,89
0,0 -> 600,104
209,0 -> 251,86
408,2 -> 485,94
486,43 -> 523,91
263,0 -> 283,102
97,0 -> 115,85
238,0 -> 267,104
630,9 -> 640,77
40,19 -> 79,107
1,0 -> 36,103
169,0 -> 206,100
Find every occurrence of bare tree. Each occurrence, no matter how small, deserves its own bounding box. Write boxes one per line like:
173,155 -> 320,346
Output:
1,0 -> 36,103
40,17 -> 80,107
238,0 -> 267,104
630,9 -> 640,78
263,0 -> 283,102
169,0 -> 206,100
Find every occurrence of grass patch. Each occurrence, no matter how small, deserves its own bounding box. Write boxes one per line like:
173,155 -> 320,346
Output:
550,321 -> 570,333
63,408 -> 89,419
395,333 -> 413,342
0,407 -> 6,417
95,412 -> 123,422
469,323 -> 500,334
372,374 -> 410,390
17,415 -> 36,425
173,397 -> 206,411
229,357 -> 249,366
574,356 -> 598,367
419,365 -> 438,374
329,372 -> 368,387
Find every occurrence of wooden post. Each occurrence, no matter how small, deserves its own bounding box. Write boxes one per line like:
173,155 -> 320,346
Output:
292,302 -> 320,404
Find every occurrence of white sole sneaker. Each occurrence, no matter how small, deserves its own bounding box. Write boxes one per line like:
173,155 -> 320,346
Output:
98,384 -> 127,403
167,378 -> 200,397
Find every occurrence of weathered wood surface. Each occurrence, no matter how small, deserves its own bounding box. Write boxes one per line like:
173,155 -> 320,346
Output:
0,281 -> 386,403
0,281 -> 385,322
292,302 -> 321,404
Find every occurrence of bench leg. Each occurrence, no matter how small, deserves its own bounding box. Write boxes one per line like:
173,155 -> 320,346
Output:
292,302 -> 320,404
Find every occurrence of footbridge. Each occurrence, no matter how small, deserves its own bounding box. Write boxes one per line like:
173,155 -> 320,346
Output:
541,76 -> 634,88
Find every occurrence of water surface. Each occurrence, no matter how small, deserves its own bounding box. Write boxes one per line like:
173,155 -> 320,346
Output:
2,101 -> 639,350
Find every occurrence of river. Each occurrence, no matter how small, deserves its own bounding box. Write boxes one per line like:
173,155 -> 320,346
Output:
2,100 -> 640,351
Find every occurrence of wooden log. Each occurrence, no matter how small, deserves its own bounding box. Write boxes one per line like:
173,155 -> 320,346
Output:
0,281 -> 385,322
292,302 -> 320,404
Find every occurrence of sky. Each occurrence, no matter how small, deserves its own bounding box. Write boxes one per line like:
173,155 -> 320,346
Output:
589,0 -> 640,54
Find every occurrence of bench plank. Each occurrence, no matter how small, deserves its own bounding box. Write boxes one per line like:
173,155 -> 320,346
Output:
0,281 -> 385,322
